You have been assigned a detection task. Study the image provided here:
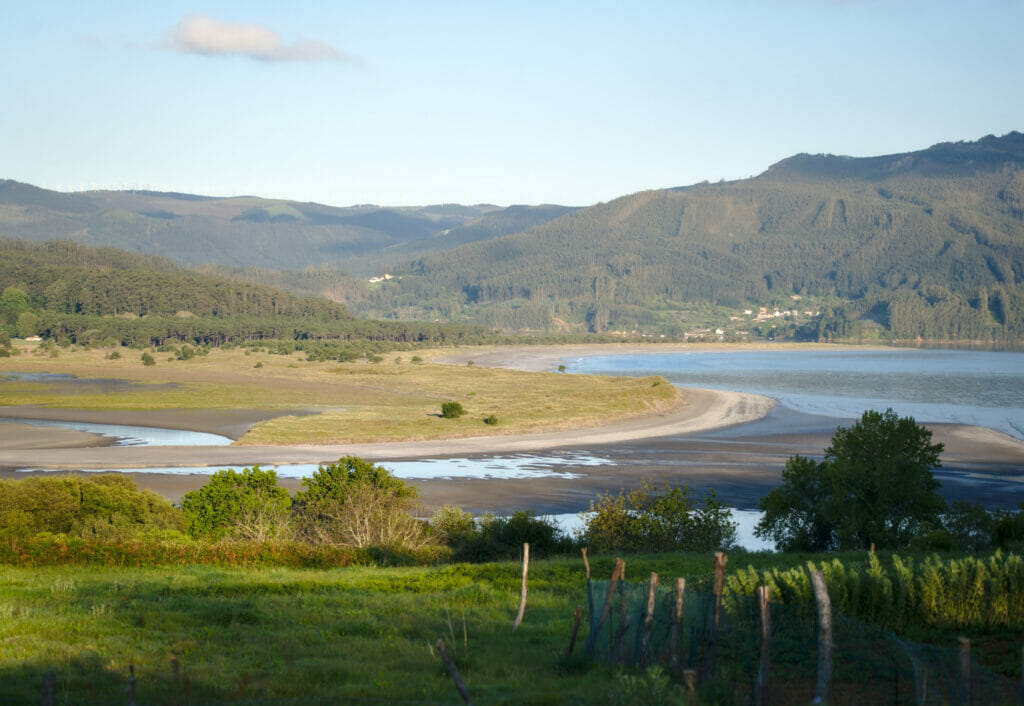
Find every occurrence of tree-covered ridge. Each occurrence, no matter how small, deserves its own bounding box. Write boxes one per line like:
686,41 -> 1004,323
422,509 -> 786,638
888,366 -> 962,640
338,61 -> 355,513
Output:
0,240 -> 353,320
0,240 -> 495,351
377,132 -> 1024,340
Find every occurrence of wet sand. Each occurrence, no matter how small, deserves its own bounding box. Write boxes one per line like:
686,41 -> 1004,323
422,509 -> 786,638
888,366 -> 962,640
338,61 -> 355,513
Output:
2,344 -> 1022,512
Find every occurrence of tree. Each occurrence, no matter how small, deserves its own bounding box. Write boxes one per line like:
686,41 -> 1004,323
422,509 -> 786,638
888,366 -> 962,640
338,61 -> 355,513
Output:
756,409 -> 945,551
179,466 -> 292,541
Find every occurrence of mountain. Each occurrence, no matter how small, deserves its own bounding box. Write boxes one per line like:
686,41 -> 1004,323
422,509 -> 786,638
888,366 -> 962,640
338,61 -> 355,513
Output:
0,183 -> 570,275
2,132 -> 1023,342
370,132 -> 1024,340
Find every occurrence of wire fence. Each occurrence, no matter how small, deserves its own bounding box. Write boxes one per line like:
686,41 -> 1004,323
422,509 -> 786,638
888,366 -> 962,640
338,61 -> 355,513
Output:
575,556 -> 1022,705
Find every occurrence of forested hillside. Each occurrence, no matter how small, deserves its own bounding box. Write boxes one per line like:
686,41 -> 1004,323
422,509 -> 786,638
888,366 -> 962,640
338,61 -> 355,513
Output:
0,240 -> 490,351
368,133 -> 1024,341
2,133 -> 1022,342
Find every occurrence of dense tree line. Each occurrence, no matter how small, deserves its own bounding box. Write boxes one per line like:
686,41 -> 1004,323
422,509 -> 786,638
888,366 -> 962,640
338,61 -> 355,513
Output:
0,240 -> 499,350
0,240 -> 353,320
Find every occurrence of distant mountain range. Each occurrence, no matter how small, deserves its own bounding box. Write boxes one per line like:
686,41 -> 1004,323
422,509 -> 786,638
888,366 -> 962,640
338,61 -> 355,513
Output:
2,132 -> 1022,342
0,181 -> 574,274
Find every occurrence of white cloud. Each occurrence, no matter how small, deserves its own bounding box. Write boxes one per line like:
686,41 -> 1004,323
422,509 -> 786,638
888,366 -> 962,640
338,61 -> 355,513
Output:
163,14 -> 356,63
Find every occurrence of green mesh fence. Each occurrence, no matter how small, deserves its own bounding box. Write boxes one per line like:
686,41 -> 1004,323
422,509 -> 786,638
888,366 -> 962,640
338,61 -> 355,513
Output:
578,573 -> 1021,705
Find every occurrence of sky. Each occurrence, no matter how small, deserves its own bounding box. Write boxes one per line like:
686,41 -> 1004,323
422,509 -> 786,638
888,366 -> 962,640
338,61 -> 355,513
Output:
2,1 -> 1021,207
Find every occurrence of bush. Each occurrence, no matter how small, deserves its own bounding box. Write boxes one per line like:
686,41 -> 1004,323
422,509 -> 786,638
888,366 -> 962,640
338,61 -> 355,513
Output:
441,401 -> 465,419
430,504 -> 476,542
0,474 -> 184,541
483,414 -> 499,425
294,456 -> 429,550
179,466 -> 293,542
581,480 -> 737,553
141,352 -> 155,366
437,509 -> 575,562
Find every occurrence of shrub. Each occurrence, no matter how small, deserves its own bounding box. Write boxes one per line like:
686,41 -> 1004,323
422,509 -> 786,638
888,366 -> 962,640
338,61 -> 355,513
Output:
581,480 -> 737,553
443,511 -> 575,562
0,474 -> 184,541
106,350 -> 121,360
411,355 -> 424,364
294,456 -> 429,550
483,414 -> 499,425
430,504 -> 476,542
179,466 -> 293,542
441,401 -> 465,419
141,352 -> 155,366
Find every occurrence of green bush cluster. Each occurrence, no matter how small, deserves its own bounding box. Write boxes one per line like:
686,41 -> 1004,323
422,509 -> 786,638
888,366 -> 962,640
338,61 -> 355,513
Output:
0,474 -> 184,542
0,534 -> 448,568
430,507 -> 575,562
582,480 -> 737,553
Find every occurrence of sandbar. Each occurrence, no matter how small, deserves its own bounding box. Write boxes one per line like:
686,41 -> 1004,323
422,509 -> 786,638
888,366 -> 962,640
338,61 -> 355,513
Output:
1,343 -> 1022,513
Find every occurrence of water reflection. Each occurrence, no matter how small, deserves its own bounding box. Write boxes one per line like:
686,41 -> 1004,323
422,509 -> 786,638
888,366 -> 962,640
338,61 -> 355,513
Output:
17,452 -> 606,480
3,418 -> 232,447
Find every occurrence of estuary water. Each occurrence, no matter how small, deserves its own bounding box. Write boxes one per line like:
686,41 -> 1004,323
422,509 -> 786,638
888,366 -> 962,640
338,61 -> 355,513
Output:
2,418 -> 232,447
569,348 -> 1024,440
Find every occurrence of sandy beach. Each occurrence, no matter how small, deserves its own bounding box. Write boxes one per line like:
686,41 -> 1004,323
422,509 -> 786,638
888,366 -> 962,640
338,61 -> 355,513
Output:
2,343 -> 1022,512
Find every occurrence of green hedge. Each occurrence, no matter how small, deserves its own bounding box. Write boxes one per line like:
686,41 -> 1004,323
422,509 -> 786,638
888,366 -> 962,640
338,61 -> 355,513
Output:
0,534 -> 451,568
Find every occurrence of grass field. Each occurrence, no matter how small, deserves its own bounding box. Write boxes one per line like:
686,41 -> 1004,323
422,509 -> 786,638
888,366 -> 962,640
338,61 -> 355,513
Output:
0,343 -> 678,444
0,552 -> 813,705
2,550 -> 1020,705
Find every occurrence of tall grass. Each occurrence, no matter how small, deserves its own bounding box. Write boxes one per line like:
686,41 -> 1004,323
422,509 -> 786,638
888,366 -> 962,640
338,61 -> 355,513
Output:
725,551 -> 1024,631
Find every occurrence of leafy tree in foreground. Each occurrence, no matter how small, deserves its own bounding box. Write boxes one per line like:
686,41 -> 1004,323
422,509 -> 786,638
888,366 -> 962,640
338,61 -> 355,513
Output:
756,409 -> 945,551
582,480 -> 737,553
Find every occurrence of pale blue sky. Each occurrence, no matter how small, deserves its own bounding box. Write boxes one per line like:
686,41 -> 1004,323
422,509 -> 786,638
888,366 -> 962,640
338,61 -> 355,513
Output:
2,1 -> 1021,207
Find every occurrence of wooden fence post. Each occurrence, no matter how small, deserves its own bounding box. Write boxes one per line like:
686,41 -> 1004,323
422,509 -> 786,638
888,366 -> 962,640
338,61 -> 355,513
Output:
436,639 -> 474,705
582,548 -> 593,633
566,605 -> 584,657
810,570 -> 833,705
683,668 -> 698,705
126,664 -> 136,706
755,585 -> 771,706
639,572 -> 659,667
512,543 -> 529,632
669,578 -> 686,670
612,572 -> 630,663
958,636 -> 971,706
42,671 -> 55,706
704,552 -> 728,678
584,558 -> 625,657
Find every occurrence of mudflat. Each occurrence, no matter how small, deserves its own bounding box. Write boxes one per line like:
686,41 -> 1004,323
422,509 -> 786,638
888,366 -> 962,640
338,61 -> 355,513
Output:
1,343 -> 1021,513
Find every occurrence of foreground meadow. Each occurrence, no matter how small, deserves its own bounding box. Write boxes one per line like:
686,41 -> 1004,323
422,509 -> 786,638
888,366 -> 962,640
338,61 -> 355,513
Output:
0,343 -> 677,444
2,550 -> 1022,704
